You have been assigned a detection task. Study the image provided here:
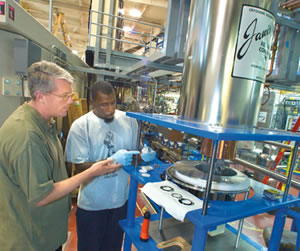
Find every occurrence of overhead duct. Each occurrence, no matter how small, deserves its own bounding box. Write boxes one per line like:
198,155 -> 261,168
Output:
179,0 -> 276,129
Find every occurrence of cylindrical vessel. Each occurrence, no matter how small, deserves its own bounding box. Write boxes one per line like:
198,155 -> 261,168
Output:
179,0 -> 275,129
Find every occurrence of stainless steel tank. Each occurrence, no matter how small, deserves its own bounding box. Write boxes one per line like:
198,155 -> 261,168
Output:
179,0 -> 275,129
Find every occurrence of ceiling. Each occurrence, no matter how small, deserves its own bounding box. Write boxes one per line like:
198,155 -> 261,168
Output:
19,0 -> 168,60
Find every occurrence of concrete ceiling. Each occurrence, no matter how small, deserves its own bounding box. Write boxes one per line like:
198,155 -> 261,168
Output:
19,0 -> 168,61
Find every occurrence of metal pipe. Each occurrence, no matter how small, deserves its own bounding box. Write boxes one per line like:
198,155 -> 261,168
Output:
281,0 -> 298,5
281,0 -> 300,10
283,142 -> 299,200
234,158 -> 300,190
202,140 -> 219,215
135,120 -> 142,160
49,0 -> 53,32
152,77 -> 158,112
90,22 -> 161,40
158,208 -> 164,231
235,189 -> 250,248
90,34 -> 159,49
150,26 -> 153,52
262,140 -> 292,150
88,11 -> 92,46
266,24 -> 280,77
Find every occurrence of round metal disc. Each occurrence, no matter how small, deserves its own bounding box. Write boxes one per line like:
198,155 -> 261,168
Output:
166,160 -> 250,194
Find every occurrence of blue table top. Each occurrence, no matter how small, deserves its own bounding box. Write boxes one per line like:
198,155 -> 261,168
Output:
124,163 -> 300,229
126,112 -> 300,141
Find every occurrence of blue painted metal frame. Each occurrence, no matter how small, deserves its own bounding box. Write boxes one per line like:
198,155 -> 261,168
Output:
122,112 -> 300,251
122,163 -> 300,251
226,224 -> 267,251
126,112 -> 300,141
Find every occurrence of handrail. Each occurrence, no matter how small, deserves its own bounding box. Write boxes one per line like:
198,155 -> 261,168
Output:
88,9 -> 164,54
90,22 -> 162,40
90,34 -> 159,49
91,10 -> 163,28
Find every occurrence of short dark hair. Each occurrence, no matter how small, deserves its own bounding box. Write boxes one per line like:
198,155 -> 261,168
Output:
90,80 -> 115,100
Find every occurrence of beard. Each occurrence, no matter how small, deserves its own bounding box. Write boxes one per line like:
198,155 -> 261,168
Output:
104,117 -> 114,123
93,110 -> 115,123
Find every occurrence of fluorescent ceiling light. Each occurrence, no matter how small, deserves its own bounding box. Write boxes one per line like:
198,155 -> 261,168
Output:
129,8 -> 142,18
72,50 -> 78,55
123,26 -> 133,32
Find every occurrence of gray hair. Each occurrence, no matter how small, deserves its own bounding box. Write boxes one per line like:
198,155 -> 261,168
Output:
27,60 -> 74,99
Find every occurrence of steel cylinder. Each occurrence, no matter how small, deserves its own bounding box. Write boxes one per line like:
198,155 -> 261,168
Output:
179,0 -> 275,129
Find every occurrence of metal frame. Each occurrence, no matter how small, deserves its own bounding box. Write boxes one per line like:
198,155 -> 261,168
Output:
87,0 -> 188,79
89,7 -> 165,68
90,33 -> 160,50
121,112 -> 300,251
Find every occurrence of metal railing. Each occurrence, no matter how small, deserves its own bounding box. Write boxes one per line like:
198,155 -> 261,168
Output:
88,10 -> 164,53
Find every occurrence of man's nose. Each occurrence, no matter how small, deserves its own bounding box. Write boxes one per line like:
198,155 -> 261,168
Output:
67,96 -> 73,105
107,104 -> 115,113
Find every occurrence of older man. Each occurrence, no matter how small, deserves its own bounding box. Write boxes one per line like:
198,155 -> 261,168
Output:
0,61 -> 120,251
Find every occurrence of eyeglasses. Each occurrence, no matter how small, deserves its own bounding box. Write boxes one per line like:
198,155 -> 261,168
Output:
49,92 -> 75,101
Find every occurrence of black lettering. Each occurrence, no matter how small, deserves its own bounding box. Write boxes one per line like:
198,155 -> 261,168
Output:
237,18 -> 257,60
259,47 -> 266,53
255,33 -> 262,40
237,19 -> 272,60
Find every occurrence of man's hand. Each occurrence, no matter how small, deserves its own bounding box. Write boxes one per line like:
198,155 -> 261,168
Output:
109,150 -> 140,166
37,159 -> 122,207
90,159 -> 121,177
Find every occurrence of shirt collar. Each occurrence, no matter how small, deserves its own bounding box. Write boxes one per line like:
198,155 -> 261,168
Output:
23,103 -> 56,131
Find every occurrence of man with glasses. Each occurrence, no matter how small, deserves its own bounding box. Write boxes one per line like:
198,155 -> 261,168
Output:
66,81 -> 139,251
0,61 -> 120,251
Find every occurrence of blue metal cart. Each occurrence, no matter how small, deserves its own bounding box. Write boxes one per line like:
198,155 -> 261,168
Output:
120,112 -> 300,251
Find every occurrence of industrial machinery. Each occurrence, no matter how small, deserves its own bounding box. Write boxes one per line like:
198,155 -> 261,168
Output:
121,112 -> 300,251
0,0 -> 89,126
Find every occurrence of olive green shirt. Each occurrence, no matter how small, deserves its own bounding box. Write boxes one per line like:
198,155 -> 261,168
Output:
0,103 -> 70,251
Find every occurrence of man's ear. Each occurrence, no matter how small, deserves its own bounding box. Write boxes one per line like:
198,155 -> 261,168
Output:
90,99 -> 95,108
35,90 -> 46,104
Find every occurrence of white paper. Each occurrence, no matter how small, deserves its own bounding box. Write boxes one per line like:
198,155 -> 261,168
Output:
232,6 -> 275,82
141,180 -> 203,222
